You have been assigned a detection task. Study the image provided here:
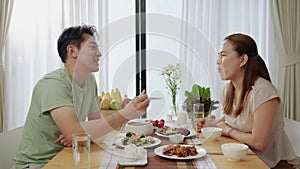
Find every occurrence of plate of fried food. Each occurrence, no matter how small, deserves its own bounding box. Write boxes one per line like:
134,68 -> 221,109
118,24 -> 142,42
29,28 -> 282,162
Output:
154,144 -> 206,160
155,126 -> 196,138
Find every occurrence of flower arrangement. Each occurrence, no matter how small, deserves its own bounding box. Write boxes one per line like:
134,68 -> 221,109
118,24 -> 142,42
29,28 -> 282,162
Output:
160,63 -> 182,115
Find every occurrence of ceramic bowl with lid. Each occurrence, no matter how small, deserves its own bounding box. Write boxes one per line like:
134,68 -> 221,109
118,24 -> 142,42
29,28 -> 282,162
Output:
124,119 -> 154,136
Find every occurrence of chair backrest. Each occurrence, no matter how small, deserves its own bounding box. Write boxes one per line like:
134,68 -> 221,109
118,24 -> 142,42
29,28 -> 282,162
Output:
0,126 -> 24,169
284,118 -> 300,157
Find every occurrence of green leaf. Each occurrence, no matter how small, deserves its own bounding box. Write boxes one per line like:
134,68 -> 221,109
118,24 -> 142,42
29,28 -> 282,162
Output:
202,87 -> 210,100
191,84 -> 200,98
184,91 -> 192,98
197,86 -> 203,97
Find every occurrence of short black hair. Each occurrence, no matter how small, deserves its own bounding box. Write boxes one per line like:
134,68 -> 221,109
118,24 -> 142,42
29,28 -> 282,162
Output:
57,25 -> 97,63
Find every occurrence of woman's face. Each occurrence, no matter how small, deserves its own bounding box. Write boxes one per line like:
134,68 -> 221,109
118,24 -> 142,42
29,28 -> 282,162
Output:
217,40 -> 243,81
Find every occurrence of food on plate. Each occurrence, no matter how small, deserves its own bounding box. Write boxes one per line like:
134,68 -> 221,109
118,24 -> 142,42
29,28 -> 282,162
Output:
162,144 -> 198,157
156,126 -> 190,136
158,119 -> 165,128
122,132 -> 155,147
148,119 -> 165,128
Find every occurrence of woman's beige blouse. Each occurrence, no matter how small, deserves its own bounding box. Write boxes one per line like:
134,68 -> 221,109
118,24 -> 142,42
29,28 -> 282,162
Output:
224,77 -> 298,168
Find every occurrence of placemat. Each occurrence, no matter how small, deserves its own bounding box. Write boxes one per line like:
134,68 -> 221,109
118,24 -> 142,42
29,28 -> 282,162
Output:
99,135 -> 217,169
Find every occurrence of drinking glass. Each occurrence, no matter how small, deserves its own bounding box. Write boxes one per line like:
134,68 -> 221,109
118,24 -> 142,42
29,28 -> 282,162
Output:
72,133 -> 90,169
176,111 -> 188,126
193,103 -> 205,131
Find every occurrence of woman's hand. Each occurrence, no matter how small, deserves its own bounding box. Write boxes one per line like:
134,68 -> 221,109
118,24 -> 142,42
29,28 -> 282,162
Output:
196,115 -> 218,132
54,134 -> 72,147
216,121 -> 232,136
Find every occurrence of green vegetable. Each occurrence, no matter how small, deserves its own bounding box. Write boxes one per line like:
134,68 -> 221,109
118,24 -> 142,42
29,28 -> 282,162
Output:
122,137 -> 129,145
126,131 -> 133,137
136,141 -> 143,146
140,134 -> 145,138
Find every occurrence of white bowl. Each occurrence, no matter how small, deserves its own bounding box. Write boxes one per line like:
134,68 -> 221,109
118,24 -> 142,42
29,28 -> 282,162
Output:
221,143 -> 249,161
201,127 -> 222,141
124,119 -> 154,136
169,134 -> 184,144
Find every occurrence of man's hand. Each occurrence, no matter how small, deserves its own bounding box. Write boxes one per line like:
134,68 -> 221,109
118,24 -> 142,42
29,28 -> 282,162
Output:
119,90 -> 150,120
54,134 -> 72,147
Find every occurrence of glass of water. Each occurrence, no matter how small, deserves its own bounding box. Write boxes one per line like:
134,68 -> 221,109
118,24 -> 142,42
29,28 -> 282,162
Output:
193,103 -> 205,131
72,133 -> 90,169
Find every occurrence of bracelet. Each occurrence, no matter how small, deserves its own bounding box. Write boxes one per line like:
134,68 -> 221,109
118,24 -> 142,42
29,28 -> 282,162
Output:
112,113 -> 120,128
227,128 -> 235,137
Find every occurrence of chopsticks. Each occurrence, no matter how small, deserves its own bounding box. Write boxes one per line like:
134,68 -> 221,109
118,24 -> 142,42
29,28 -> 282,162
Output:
206,151 -> 256,155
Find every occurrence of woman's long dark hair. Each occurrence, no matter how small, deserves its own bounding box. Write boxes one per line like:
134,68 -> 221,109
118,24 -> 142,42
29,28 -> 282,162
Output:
223,33 -> 271,117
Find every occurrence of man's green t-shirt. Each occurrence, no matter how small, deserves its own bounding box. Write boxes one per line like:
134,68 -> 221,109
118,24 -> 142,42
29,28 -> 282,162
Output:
14,67 -> 100,168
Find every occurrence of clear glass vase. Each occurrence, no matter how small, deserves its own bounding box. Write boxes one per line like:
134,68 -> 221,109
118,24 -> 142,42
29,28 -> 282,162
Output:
167,104 -> 178,126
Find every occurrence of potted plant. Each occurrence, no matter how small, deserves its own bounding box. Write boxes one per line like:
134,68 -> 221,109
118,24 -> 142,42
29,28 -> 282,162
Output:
184,84 -> 219,117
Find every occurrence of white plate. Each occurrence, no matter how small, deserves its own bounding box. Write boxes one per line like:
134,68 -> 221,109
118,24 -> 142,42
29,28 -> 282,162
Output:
156,129 -> 196,138
119,149 -> 147,166
115,137 -> 161,148
154,145 -> 206,160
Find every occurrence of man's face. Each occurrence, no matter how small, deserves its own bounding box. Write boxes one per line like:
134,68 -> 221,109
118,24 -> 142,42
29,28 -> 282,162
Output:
76,33 -> 102,73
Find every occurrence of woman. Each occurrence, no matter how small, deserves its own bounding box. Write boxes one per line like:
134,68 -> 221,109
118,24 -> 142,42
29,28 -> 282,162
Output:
198,33 -> 299,168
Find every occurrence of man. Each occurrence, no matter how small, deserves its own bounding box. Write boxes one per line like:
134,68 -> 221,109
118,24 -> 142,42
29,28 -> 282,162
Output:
15,25 -> 149,169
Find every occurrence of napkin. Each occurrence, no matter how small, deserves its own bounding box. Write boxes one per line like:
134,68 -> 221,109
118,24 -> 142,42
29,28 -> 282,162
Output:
194,155 -> 217,169
93,130 -> 124,145
99,146 -> 122,169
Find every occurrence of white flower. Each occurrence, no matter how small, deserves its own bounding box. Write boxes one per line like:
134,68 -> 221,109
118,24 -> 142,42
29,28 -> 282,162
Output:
161,63 -> 182,106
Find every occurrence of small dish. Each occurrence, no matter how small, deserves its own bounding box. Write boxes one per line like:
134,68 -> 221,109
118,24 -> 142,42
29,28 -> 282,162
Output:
169,134 -> 184,144
119,155 -> 147,166
119,148 -> 147,166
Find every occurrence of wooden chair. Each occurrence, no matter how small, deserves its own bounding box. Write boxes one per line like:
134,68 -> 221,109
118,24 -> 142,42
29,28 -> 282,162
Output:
284,118 -> 300,157
0,126 -> 24,169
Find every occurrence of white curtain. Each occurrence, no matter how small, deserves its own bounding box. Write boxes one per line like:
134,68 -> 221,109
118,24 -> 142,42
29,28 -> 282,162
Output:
0,0 -> 14,132
3,0 -> 283,130
179,0 -> 279,119
3,0 -> 108,130
270,0 -> 300,121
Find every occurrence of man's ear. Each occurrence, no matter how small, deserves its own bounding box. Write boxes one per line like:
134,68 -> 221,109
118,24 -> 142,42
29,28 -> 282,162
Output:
240,54 -> 248,67
66,45 -> 78,59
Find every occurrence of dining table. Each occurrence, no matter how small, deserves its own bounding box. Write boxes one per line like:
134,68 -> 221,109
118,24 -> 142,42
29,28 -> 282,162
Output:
43,111 -> 269,169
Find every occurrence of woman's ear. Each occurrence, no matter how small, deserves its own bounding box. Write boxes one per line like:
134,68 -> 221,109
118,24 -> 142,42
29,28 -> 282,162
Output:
66,45 -> 78,59
240,54 -> 248,67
